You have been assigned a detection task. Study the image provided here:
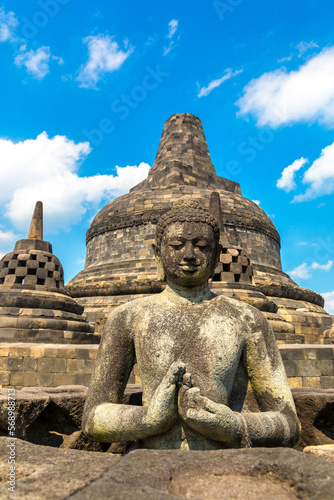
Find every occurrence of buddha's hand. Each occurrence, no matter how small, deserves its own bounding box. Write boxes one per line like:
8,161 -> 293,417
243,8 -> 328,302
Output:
178,375 -> 241,446
144,361 -> 186,433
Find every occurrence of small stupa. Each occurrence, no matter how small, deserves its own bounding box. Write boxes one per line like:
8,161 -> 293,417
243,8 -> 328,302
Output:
209,192 -> 297,342
0,202 -> 98,343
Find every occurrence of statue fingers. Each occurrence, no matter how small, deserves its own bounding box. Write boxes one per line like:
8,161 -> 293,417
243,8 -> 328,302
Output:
202,397 -> 221,414
186,387 -> 207,407
166,361 -> 186,385
186,408 -> 213,424
182,372 -> 192,388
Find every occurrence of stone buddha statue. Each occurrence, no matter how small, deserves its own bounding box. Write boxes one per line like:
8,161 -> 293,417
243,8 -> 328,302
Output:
82,203 -> 300,450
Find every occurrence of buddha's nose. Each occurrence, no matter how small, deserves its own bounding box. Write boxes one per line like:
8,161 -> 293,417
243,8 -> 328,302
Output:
183,242 -> 196,260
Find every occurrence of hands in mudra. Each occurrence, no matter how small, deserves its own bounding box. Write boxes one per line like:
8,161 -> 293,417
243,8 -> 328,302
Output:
147,361 -> 242,446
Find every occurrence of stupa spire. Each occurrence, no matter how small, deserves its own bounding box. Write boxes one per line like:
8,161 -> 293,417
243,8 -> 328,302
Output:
209,191 -> 232,247
130,113 -> 241,194
146,113 -> 217,189
27,201 -> 43,240
209,191 -> 224,232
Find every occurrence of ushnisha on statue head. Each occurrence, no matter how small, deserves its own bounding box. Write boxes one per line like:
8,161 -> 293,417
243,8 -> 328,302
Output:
153,199 -> 222,287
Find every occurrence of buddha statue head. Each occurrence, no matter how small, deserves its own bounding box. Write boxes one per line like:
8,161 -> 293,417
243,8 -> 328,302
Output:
153,200 -> 221,287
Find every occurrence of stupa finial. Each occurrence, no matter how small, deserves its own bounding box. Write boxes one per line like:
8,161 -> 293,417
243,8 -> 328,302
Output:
209,191 -> 224,232
27,201 -> 43,240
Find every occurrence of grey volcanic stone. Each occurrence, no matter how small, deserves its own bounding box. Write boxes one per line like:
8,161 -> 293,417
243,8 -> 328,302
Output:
0,387 -> 50,439
3,385 -> 334,455
1,440 -> 333,499
82,203 -> 300,451
304,444 -> 334,463
0,437 -> 120,499
0,385 -> 142,451
71,448 -> 334,500
0,386 -> 88,443
292,388 -> 334,449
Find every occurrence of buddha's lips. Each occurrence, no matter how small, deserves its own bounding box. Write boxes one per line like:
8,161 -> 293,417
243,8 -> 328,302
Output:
180,264 -> 199,271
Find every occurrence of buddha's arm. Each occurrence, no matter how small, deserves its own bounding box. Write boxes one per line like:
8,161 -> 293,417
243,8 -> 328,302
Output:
82,307 -> 184,443
238,310 -> 300,447
178,310 -> 300,448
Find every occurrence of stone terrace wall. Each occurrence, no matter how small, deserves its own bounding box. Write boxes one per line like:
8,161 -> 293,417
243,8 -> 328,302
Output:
84,224 -> 282,280
0,343 -> 333,390
85,223 -> 156,269
229,227 -> 282,270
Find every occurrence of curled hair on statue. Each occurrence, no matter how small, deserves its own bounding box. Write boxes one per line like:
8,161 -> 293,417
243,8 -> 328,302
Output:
155,207 -> 220,248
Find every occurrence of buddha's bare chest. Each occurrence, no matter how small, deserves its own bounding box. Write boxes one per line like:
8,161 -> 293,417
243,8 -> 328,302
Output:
134,307 -> 245,393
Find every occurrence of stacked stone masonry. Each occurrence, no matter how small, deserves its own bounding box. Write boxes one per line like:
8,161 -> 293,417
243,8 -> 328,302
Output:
0,250 -> 63,290
214,246 -> 253,284
0,289 -> 97,344
0,343 -> 333,390
0,202 -> 98,344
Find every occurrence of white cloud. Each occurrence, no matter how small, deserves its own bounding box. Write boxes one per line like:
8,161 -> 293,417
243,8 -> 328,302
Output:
277,55 -> 293,63
289,260 -> 333,280
0,7 -> 18,43
0,132 -> 150,232
295,241 -> 318,247
0,227 -> 18,244
198,69 -> 243,98
236,47 -> 334,128
297,41 -> 318,56
167,19 -> 178,39
289,263 -> 311,280
292,141 -> 334,202
252,200 -> 261,205
14,46 -> 62,80
310,260 -> 333,271
0,227 -> 19,258
276,157 -> 308,192
0,10 -> 60,80
77,34 -> 133,89
321,291 -> 334,315
163,19 -> 179,56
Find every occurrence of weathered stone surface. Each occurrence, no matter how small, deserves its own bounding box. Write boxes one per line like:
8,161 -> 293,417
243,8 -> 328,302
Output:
72,448 -> 334,500
1,385 -> 334,455
292,388 -> 334,449
0,385 -> 142,450
82,202 -> 299,450
0,437 -> 121,499
0,386 -> 86,443
258,280 -> 325,307
304,444 -> 334,463
0,440 -> 333,499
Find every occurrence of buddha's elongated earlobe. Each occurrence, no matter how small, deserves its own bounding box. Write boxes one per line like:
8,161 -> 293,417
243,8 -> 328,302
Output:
152,243 -> 166,282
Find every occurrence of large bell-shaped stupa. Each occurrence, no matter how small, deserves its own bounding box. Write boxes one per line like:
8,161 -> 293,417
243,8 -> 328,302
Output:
68,113 -> 332,343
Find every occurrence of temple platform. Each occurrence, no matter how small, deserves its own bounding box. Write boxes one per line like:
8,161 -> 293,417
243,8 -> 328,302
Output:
0,342 -> 333,390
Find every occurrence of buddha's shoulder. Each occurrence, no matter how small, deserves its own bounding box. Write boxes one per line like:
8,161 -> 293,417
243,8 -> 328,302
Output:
106,294 -> 162,318
210,294 -> 267,324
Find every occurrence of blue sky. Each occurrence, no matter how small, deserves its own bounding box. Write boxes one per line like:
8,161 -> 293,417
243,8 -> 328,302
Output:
1,0 -> 334,312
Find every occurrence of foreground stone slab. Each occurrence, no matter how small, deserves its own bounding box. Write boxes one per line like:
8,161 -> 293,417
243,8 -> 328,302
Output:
0,440 -> 333,499
2,385 -> 334,453
69,448 -> 334,499
0,437 -> 120,499
292,388 -> 334,449
0,385 -> 141,451
304,444 -> 334,464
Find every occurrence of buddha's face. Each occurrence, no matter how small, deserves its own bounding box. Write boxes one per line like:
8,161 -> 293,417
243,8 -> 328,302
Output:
160,221 -> 219,287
